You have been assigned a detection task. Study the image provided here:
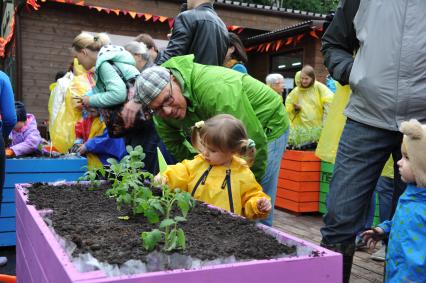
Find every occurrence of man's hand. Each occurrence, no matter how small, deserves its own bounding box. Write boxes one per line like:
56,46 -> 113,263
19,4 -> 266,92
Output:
293,103 -> 301,112
257,197 -> 272,213
122,99 -> 143,128
153,174 -> 167,186
5,148 -> 14,157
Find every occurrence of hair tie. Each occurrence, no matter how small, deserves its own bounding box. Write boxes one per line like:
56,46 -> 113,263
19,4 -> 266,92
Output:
247,139 -> 256,149
195,121 -> 205,129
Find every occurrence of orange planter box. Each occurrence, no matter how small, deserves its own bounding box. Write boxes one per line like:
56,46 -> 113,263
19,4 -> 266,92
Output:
275,197 -> 319,213
276,188 -> 319,202
279,169 -> 320,182
275,150 -> 320,213
277,178 -> 319,192
283,150 -> 321,162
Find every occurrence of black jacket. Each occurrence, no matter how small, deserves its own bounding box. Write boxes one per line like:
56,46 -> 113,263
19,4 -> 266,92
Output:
321,0 -> 360,85
156,3 -> 229,66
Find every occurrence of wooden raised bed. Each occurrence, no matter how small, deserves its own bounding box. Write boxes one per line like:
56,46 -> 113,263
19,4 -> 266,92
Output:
16,183 -> 342,283
275,150 -> 320,213
0,158 -> 86,246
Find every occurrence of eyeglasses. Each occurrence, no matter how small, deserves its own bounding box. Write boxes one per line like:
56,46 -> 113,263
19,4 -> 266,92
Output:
150,80 -> 175,114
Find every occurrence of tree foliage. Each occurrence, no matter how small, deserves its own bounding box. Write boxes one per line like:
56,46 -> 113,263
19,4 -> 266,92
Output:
244,0 -> 339,14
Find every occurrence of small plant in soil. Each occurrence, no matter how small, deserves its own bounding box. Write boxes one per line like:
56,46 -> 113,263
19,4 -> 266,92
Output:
78,166 -> 106,190
141,187 -> 194,251
287,126 -> 322,150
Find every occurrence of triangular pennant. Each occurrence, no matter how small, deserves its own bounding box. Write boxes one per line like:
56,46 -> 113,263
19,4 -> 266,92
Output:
285,37 -> 293,45
294,34 -> 305,45
237,28 -> 244,34
94,6 -> 103,12
257,44 -> 263,52
159,16 -> 167,22
128,11 -> 137,18
144,13 -> 152,21
265,42 -> 271,52
157,147 -> 168,175
168,18 -> 175,29
122,10 -> 128,16
152,15 -> 160,22
75,1 -> 85,6
111,9 -> 120,16
309,30 -> 319,39
136,12 -> 144,18
275,40 -> 283,51
26,0 -> 40,10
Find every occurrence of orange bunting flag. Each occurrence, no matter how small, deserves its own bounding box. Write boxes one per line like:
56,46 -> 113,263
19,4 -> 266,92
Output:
285,37 -> 293,45
26,0 -> 40,10
144,13 -> 153,21
257,44 -> 263,52
275,40 -> 283,51
128,11 -> 137,19
294,34 -> 305,45
237,28 -> 244,34
93,6 -> 103,12
152,15 -> 160,22
159,16 -> 167,22
111,9 -> 120,16
75,1 -> 85,6
309,30 -> 319,39
265,42 -> 271,52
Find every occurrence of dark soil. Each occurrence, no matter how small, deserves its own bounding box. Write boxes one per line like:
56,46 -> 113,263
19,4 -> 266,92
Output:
27,183 -> 296,270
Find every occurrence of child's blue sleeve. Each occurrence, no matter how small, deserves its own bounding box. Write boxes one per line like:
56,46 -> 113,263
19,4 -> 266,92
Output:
378,220 -> 392,234
84,129 -> 126,160
0,72 -> 17,139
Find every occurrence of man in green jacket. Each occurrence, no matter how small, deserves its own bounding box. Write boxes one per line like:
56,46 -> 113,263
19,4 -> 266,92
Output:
123,55 -> 290,226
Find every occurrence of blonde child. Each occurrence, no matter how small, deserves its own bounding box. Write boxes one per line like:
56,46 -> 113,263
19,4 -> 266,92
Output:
155,114 -> 271,220
362,119 -> 426,282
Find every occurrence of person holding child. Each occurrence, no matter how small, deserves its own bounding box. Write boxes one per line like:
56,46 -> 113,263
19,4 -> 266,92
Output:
6,101 -> 41,157
362,119 -> 426,282
155,114 -> 271,219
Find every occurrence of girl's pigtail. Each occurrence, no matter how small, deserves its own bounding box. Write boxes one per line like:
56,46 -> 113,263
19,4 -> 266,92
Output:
191,120 -> 205,153
239,138 -> 256,166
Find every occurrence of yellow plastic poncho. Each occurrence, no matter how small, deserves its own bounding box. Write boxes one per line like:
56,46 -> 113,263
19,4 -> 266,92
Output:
49,61 -> 94,153
315,83 -> 394,177
285,71 -> 334,129
163,154 -> 270,220
85,117 -> 106,170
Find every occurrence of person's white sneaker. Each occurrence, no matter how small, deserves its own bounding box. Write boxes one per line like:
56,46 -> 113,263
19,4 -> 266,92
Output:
370,245 -> 386,262
0,256 -> 7,266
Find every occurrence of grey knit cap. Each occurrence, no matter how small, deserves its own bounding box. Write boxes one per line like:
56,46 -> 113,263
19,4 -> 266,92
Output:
134,66 -> 171,106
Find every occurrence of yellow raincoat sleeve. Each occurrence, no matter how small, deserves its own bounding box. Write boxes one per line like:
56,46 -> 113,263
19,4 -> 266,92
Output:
240,169 -> 271,220
163,159 -> 194,192
317,81 -> 334,121
285,88 -> 298,120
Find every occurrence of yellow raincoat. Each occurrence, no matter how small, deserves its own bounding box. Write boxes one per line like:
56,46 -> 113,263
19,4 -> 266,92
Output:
85,117 -> 106,170
315,83 -> 394,177
286,72 -> 334,129
163,154 -> 270,220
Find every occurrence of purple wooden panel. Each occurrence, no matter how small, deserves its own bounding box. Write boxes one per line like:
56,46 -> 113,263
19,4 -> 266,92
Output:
16,236 -> 35,283
16,183 -> 342,283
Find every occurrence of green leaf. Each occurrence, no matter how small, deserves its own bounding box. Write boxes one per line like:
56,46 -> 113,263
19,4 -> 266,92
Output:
159,218 -> 175,229
177,228 -> 186,249
144,208 -> 160,224
164,229 -> 178,251
141,229 -> 162,251
174,216 -> 186,223
149,199 -> 165,215
107,158 -> 118,165
126,145 -> 134,154
118,216 -> 129,220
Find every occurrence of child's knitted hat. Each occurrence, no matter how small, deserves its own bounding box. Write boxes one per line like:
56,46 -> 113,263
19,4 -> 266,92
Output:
399,119 -> 426,187
15,101 -> 27,122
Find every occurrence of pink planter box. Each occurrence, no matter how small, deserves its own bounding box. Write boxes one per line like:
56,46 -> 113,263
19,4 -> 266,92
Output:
16,183 -> 342,283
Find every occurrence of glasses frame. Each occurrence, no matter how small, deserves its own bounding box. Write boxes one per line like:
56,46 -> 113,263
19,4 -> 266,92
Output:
150,76 -> 175,114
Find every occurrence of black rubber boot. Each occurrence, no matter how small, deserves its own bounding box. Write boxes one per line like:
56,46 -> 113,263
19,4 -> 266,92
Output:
321,240 -> 355,283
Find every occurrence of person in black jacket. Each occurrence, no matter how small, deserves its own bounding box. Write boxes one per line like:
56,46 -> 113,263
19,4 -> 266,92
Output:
156,0 -> 229,66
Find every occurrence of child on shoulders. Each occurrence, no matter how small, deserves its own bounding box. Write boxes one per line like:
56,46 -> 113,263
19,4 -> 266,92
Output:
362,119 -> 426,282
155,114 -> 271,220
7,102 -> 41,157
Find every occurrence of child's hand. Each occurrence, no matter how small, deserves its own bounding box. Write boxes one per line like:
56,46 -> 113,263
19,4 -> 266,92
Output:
5,148 -> 14,157
361,227 -> 385,251
257,197 -> 271,213
153,174 -> 167,186
78,144 -> 87,155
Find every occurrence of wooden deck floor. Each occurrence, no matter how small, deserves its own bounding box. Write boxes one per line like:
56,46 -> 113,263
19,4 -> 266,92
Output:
272,209 -> 384,283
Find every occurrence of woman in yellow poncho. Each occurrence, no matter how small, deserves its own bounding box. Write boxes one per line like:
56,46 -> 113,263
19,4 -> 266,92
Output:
286,65 -> 334,129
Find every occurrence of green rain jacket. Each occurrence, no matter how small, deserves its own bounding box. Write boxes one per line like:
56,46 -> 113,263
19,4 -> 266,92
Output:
90,45 -> 140,108
156,55 -> 289,181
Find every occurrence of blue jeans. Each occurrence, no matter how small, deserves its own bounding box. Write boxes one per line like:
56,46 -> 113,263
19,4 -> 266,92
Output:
321,119 -> 405,244
363,176 -> 394,229
260,128 -> 289,226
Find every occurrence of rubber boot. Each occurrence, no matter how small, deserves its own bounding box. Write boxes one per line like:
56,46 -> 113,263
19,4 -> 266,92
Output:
321,240 -> 355,283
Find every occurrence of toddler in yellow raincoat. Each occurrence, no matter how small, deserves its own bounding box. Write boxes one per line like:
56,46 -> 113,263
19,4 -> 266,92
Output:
155,114 -> 271,220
